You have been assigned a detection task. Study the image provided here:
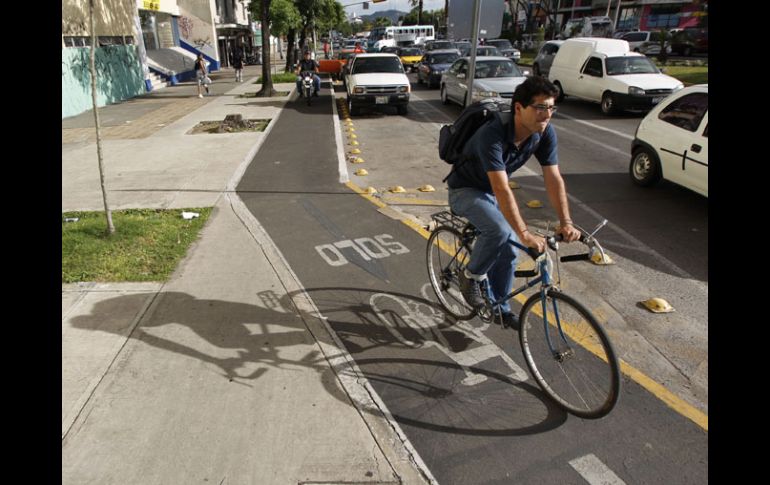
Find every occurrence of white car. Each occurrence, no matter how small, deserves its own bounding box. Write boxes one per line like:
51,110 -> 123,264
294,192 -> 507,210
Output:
440,56 -> 529,107
344,53 -> 411,116
630,84 -> 708,197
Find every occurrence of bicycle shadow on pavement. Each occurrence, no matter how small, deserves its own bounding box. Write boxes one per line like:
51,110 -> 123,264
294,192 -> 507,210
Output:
295,286 -> 569,437
67,290 -> 349,392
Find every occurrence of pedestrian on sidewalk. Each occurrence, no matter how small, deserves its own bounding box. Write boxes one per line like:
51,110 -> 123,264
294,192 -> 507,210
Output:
195,53 -> 210,98
232,44 -> 245,82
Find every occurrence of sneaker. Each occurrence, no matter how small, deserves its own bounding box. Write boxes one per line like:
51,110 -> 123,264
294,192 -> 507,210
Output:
313,91 -> 319,97
498,312 -> 520,330
458,271 -> 485,309
198,94 -> 203,98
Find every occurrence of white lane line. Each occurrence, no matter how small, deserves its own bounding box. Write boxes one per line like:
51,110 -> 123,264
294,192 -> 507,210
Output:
555,112 -> 635,141
331,89 -> 350,184
569,454 -> 627,485
552,123 -> 631,159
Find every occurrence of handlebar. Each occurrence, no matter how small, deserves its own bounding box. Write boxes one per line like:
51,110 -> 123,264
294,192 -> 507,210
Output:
516,220 -> 608,264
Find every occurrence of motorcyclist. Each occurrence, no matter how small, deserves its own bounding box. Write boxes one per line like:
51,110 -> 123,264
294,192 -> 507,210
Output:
295,50 -> 321,97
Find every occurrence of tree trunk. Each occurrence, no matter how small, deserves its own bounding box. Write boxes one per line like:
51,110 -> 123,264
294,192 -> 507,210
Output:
257,0 -> 276,97
285,29 -> 297,72
89,0 -> 115,235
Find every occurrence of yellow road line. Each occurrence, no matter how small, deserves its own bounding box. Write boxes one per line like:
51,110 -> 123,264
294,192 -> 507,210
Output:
344,180 -> 708,432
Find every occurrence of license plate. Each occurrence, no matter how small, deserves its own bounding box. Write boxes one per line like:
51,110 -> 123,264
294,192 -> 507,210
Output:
651,97 -> 663,104
375,96 -> 388,104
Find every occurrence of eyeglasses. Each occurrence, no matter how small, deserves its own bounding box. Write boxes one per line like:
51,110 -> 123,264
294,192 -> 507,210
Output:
528,103 -> 558,114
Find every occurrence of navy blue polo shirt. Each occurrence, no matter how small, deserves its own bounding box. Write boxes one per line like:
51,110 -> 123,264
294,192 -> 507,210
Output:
446,113 -> 559,193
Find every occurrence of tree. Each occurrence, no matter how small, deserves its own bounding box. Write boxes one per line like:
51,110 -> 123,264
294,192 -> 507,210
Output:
268,0 -> 302,71
88,0 -> 115,235
250,0 -> 277,97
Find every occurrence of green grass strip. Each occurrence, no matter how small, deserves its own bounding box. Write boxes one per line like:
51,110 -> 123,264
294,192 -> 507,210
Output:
62,208 -> 212,283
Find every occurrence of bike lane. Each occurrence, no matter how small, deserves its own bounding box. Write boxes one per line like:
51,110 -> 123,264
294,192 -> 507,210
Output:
235,91 -> 707,484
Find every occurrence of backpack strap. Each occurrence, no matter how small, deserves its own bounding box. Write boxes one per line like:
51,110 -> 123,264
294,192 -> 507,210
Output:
442,111 -> 514,183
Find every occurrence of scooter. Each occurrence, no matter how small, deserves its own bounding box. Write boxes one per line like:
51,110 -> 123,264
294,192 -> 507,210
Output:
299,71 -> 314,106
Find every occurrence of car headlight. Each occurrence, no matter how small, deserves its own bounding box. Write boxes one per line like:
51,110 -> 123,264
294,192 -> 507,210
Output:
474,90 -> 499,99
629,86 -> 645,96
398,85 -> 409,93
673,83 -> 684,91
353,87 -> 365,94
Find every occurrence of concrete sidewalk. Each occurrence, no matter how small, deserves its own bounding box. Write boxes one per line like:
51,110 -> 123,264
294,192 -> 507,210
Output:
62,66 -> 432,484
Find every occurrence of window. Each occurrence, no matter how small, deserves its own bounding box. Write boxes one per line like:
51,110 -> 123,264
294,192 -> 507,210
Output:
63,36 -> 92,47
583,57 -> 603,77
658,93 -> 708,132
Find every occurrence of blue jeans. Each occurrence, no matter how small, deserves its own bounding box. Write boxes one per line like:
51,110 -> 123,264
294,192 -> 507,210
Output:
448,187 -> 519,314
296,74 -> 321,93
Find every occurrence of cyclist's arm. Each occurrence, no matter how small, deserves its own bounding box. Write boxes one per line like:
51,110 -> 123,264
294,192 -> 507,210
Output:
542,165 -> 580,242
488,170 -> 545,252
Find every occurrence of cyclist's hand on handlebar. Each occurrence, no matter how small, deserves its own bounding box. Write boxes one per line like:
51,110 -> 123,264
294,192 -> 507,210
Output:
521,231 -> 546,253
558,223 -> 581,243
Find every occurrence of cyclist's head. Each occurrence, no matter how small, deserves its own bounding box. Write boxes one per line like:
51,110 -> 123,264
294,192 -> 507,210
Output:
512,76 -> 559,109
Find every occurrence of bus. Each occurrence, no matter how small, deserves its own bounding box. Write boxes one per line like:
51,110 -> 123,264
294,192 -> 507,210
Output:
370,25 -> 435,51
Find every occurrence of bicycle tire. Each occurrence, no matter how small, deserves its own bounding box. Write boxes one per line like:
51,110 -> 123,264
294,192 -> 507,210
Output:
519,289 -> 620,418
426,226 -> 476,320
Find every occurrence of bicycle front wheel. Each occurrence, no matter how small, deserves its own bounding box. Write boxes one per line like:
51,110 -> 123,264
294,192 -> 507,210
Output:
426,226 -> 476,320
519,289 -> 620,418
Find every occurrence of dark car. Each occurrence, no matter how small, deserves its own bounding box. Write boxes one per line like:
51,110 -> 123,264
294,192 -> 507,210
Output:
416,49 -> 461,88
425,40 -> 456,51
670,28 -> 708,56
484,39 -> 521,62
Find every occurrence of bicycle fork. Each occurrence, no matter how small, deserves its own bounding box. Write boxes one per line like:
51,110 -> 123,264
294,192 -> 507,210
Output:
539,288 -> 575,362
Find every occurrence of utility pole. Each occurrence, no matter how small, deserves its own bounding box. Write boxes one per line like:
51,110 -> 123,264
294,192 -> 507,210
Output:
464,0 -> 482,108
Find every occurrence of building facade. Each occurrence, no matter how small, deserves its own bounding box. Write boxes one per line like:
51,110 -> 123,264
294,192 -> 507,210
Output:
63,0 -> 256,119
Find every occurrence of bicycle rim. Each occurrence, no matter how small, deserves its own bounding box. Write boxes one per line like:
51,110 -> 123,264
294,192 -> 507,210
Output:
519,290 -> 620,418
426,226 -> 476,320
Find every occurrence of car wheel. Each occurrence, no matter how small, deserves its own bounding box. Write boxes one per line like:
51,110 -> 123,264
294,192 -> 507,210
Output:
629,148 -> 662,187
347,96 -> 358,116
683,46 -> 692,57
440,85 -> 450,105
554,82 -> 565,102
601,92 -> 617,115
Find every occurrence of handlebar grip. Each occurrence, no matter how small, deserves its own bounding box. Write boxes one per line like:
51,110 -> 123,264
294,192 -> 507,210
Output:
560,253 -> 590,262
514,269 -> 538,277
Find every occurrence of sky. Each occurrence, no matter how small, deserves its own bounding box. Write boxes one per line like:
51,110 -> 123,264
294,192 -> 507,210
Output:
340,0 -> 447,17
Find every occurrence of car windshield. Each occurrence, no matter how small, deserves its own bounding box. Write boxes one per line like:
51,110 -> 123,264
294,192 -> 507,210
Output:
605,56 -> 660,75
430,53 -> 459,64
352,57 -> 405,74
489,40 -> 512,49
474,60 -> 522,78
400,48 -> 421,56
431,41 -> 454,49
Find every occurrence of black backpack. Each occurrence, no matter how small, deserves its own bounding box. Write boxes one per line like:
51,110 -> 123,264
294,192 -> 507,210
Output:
438,98 -> 513,169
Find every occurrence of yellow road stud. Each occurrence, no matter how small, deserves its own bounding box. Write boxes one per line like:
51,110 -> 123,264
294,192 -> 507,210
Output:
389,186 -> 406,193
526,200 -> 543,208
590,250 -> 614,265
355,169 -> 368,176
349,140 -> 359,146
365,186 -> 377,194
641,298 -> 674,313
349,134 -> 357,139
350,157 -> 365,164
418,185 -> 436,192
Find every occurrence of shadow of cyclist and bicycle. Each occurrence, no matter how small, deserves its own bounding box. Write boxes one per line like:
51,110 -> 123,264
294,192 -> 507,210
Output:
69,285 -> 568,436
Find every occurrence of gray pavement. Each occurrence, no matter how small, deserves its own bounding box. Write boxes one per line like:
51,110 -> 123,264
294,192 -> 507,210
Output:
62,65 -> 432,484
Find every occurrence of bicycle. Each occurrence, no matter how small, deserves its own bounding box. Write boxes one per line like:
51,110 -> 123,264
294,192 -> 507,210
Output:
426,210 -> 621,419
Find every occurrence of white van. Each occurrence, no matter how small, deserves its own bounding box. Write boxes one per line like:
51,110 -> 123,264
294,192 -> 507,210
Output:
547,37 -> 683,115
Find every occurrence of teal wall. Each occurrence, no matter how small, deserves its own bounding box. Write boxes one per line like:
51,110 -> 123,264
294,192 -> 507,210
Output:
62,45 -> 145,119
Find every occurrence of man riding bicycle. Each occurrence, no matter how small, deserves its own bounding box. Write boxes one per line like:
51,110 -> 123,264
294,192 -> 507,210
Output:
447,76 -> 581,328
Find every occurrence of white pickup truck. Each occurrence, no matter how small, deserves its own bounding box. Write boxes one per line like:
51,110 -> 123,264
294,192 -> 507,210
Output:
344,53 -> 411,116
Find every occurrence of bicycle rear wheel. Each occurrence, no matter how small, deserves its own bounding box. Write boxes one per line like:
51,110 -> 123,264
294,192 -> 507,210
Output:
519,289 -> 620,418
426,226 -> 476,320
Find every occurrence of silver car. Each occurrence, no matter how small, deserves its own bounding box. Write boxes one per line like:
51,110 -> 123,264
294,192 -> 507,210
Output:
532,40 -> 564,78
440,56 -> 529,107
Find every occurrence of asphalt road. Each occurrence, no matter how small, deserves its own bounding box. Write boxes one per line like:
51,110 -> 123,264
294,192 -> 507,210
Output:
235,80 -> 708,484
